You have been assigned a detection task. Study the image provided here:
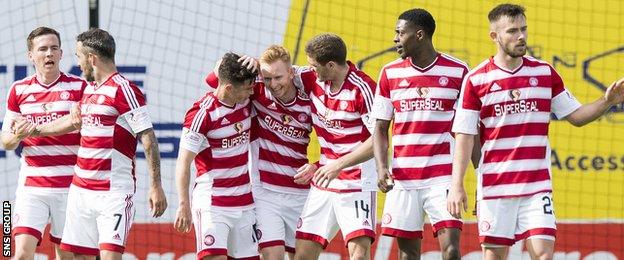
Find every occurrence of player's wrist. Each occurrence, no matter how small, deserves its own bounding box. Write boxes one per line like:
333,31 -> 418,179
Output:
149,180 -> 163,188
31,125 -> 41,137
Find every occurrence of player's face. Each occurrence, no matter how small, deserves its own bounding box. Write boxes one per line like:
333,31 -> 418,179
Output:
394,19 -> 419,59
231,80 -> 254,103
28,34 -> 62,75
492,15 -> 528,58
306,55 -> 331,81
75,41 -> 95,81
261,60 -> 295,102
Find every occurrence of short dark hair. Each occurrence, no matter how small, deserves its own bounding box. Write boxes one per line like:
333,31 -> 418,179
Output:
76,28 -> 116,62
488,4 -> 526,23
218,52 -> 258,86
305,33 -> 347,66
27,27 -> 61,51
398,9 -> 436,38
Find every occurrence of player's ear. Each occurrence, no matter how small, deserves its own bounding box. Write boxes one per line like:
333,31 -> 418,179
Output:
489,29 -> 498,43
224,83 -> 233,93
86,52 -> 94,65
326,61 -> 335,69
288,65 -> 295,79
489,23 -> 498,42
27,50 -> 34,63
416,29 -> 425,41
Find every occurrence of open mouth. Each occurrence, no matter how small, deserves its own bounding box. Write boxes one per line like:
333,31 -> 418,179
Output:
44,60 -> 55,66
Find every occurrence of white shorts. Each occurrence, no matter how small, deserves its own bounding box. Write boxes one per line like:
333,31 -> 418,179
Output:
12,191 -> 68,245
254,187 -> 307,253
192,206 -> 259,259
296,186 -> 376,248
478,192 -> 557,246
60,187 -> 135,255
380,186 -> 462,239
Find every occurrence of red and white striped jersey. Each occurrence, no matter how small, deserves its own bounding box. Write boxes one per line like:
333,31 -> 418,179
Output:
2,73 -> 86,193
372,54 -> 469,190
452,56 -> 581,200
298,61 -> 377,192
205,71 -> 313,195
249,81 -> 314,195
179,92 -> 254,210
74,73 -> 153,193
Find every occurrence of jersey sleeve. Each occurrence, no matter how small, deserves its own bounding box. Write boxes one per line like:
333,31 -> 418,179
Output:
550,66 -> 582,119
293,66 -> 316,96
452,73 -> 481,135
115,81 -> 153,134
205,71 -> 218,92
2,84 -> 21,133
371,68 -> 394,121
179,100 -> 210,154
356,75 -> 377,134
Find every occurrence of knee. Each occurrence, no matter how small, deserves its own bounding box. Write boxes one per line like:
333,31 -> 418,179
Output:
14,247 -> 35,260
348,251 -> 368,260
533,251 -> 553,260
14,251 -> 34,260
57,253 -> 75,260
396,239 -> 420,260
441,244 -> 461,260
397,245 -> 420,259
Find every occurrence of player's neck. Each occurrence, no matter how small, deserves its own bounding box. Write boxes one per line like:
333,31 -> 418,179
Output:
493,52 -> 523,71
215,86 -> 236,107
277,84 -> 297,104
94,64 -> 118,86
330,64 -> 350,92
409,46 -> 437,69
36,70 -> 61,85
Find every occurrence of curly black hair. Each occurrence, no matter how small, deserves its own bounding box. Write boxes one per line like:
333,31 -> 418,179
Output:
218,52 -> 258,86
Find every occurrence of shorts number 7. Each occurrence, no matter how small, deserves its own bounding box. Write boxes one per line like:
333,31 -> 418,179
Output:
113,213 -> 122,231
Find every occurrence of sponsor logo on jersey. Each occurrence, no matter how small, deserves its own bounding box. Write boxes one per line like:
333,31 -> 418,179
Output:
417,87 -> 429,98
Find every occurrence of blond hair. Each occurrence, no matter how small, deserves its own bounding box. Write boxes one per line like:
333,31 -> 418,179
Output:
260,45 -> 291,64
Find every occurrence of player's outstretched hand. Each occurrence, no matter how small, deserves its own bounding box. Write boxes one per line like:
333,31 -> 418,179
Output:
294,163 -> 317,185
174,202 -> 192,233
605,77 -> 624,106
148,185 -> 168,218
377,167 -> 394,193
238,55 -> 259,73
70,104 -> 82,130
313,162 -> 341,188
447,185 -> 467,219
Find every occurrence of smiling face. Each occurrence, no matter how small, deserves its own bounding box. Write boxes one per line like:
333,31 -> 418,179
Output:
260,59 -> 296,102
28,34 -> 62,76
491,14 -> 528,58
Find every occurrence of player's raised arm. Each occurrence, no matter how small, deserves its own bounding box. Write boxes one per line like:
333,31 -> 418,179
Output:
564,78 -> 624,126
